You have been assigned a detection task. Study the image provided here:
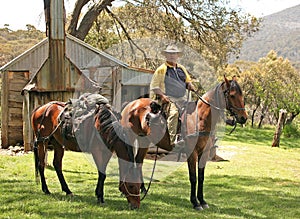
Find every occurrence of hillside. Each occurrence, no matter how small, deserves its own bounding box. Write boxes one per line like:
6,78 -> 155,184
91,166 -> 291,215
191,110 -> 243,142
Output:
0,27 -> 44,67
234,4 -> 300,67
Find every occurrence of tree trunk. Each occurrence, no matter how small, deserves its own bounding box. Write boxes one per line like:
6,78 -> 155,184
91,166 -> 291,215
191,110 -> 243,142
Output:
272,109 -> 287,147
258,114 -> 264,128
68,0 -> 115,40
286,112 -> 299,125
251,108 -> 257,127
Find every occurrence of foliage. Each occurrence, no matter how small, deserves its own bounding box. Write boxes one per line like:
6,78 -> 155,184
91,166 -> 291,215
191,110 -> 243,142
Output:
69,0 -> 260,70
0,25 -> 45,67
0,126 -> 299,218
225,51 -> 300,127
283,123 -> 300,138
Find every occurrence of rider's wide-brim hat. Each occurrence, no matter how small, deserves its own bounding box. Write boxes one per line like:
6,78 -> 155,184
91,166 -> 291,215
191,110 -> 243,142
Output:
161,45 -> 183,56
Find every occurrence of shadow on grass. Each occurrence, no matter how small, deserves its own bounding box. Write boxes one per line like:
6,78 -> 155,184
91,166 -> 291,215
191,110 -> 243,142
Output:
0,173 -> 299,218
224,125 -> 300,149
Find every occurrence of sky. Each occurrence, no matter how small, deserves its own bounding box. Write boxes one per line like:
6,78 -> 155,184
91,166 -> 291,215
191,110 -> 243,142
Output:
0,0 -> 300,31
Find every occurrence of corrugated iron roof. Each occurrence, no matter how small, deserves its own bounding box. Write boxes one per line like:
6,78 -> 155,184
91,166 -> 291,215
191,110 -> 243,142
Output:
66,34 -> 129,68
0,38 -> 48,71
0,34 -> 129,71
0,34 -> 154,76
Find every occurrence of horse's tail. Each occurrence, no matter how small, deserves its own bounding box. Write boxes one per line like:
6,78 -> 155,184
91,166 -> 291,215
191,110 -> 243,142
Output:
33,139 -> 40,184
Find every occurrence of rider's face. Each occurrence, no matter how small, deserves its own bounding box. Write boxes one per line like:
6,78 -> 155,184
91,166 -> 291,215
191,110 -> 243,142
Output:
165,53 -> 180,64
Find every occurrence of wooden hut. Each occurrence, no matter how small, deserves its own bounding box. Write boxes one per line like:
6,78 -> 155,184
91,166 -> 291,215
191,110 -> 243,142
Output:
0,0 -> 153,150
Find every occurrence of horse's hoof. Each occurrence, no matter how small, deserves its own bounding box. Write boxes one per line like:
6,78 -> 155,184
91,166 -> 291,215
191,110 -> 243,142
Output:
141,188 -> 147,194
97,198 -> 105,205
194,205 -> 204,211
97,201 -> 106,206
67,193 -> 74,197
201,203 -> 209,209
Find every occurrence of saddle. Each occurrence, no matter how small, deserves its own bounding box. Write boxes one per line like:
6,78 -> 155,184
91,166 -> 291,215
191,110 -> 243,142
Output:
162,100 -> 197,139
60,93 -> 109,142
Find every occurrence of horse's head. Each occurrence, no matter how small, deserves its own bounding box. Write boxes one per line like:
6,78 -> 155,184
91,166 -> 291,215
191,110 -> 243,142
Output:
223,76 -> 248,124
121,98 -> 167,139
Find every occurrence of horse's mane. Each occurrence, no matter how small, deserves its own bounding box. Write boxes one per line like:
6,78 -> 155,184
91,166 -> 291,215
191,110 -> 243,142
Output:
229,80 -> 242,95
96,103 -> 135,163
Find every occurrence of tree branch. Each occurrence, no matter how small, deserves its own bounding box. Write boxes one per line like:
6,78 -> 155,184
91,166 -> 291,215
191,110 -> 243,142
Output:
105,7 -> 148,66
68,0 -> 90,36
71,0 -> 115,40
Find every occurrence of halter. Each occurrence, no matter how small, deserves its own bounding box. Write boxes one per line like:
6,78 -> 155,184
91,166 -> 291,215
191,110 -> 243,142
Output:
119,163 -> 140,198
119,146 -> 159,201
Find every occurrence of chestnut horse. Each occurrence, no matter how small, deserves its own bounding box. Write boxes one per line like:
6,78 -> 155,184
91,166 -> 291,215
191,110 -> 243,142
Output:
31,96 -> 155,209
120,98 -> 173,193
119,76 -> 248,210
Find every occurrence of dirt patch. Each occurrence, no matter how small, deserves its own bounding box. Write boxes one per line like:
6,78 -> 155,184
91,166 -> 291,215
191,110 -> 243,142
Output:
0,146 -> 30,156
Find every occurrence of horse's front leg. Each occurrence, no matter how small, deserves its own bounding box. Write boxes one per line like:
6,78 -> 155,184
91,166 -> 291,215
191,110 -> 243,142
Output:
91,145 -> 112,204
52,143 -> 73,195
188,152 -> 202,210
197,140 -> 212,209
197,166 -> 209,209
136,138 -> 149,194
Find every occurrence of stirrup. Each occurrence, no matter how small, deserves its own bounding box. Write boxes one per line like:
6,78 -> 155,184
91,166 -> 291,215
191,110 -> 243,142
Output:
172,139 -> 186,153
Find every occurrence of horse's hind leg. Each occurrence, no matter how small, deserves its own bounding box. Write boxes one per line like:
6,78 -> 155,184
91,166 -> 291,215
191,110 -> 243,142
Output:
37,142 -> 51,194
52,140 -> 73,195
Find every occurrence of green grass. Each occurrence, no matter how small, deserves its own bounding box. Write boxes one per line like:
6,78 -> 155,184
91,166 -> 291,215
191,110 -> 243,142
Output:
0,126 -> 299,218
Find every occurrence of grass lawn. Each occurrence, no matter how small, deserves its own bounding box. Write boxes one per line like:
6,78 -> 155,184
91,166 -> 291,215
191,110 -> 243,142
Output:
0,126 -> 299,218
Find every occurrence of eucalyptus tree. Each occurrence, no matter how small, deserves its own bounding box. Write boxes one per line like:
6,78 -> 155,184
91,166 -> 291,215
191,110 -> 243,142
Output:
227,51 -> 300,127
67,0 -> 260,69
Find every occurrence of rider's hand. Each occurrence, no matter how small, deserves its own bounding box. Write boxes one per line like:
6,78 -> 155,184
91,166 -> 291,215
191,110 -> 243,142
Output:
160,94 -> 170,104
187,82 -> 197,92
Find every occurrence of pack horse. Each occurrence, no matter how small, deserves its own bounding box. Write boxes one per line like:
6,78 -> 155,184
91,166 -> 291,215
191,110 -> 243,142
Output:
31,94 -> 152,209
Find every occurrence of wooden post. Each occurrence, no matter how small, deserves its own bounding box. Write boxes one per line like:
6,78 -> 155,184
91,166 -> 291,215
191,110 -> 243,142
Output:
272,109 -> 287,147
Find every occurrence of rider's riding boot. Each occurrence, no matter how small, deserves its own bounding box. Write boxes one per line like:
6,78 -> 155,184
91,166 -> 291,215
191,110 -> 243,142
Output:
171,139 -> 186,153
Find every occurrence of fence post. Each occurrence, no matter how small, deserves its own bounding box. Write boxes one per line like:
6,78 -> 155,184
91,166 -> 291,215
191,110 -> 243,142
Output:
272,109 -> 287,147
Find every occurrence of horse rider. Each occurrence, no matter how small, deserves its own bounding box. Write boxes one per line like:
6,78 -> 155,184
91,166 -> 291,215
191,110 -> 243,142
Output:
150,44 -> 196,148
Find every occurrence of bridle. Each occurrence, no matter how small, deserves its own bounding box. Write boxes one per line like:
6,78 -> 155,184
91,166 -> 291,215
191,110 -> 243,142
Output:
119,162 -> 142,198
119,143 -> 159,201
221,82 -> 246,117
194,81 -> 246,119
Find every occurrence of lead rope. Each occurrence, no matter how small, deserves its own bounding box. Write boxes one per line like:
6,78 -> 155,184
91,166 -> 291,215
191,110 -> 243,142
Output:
140,146 -> 159,201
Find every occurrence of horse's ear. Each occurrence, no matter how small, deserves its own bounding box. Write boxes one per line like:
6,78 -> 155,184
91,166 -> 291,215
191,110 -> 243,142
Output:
150,101 -> 161,114
224,75 -> 230,88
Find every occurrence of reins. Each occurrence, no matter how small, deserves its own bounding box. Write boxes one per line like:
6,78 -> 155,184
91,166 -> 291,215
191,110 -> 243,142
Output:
193,91 -> 224,112
140,146 -> 158,201
190,81 -> 244,135
119,140 -> 159,201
